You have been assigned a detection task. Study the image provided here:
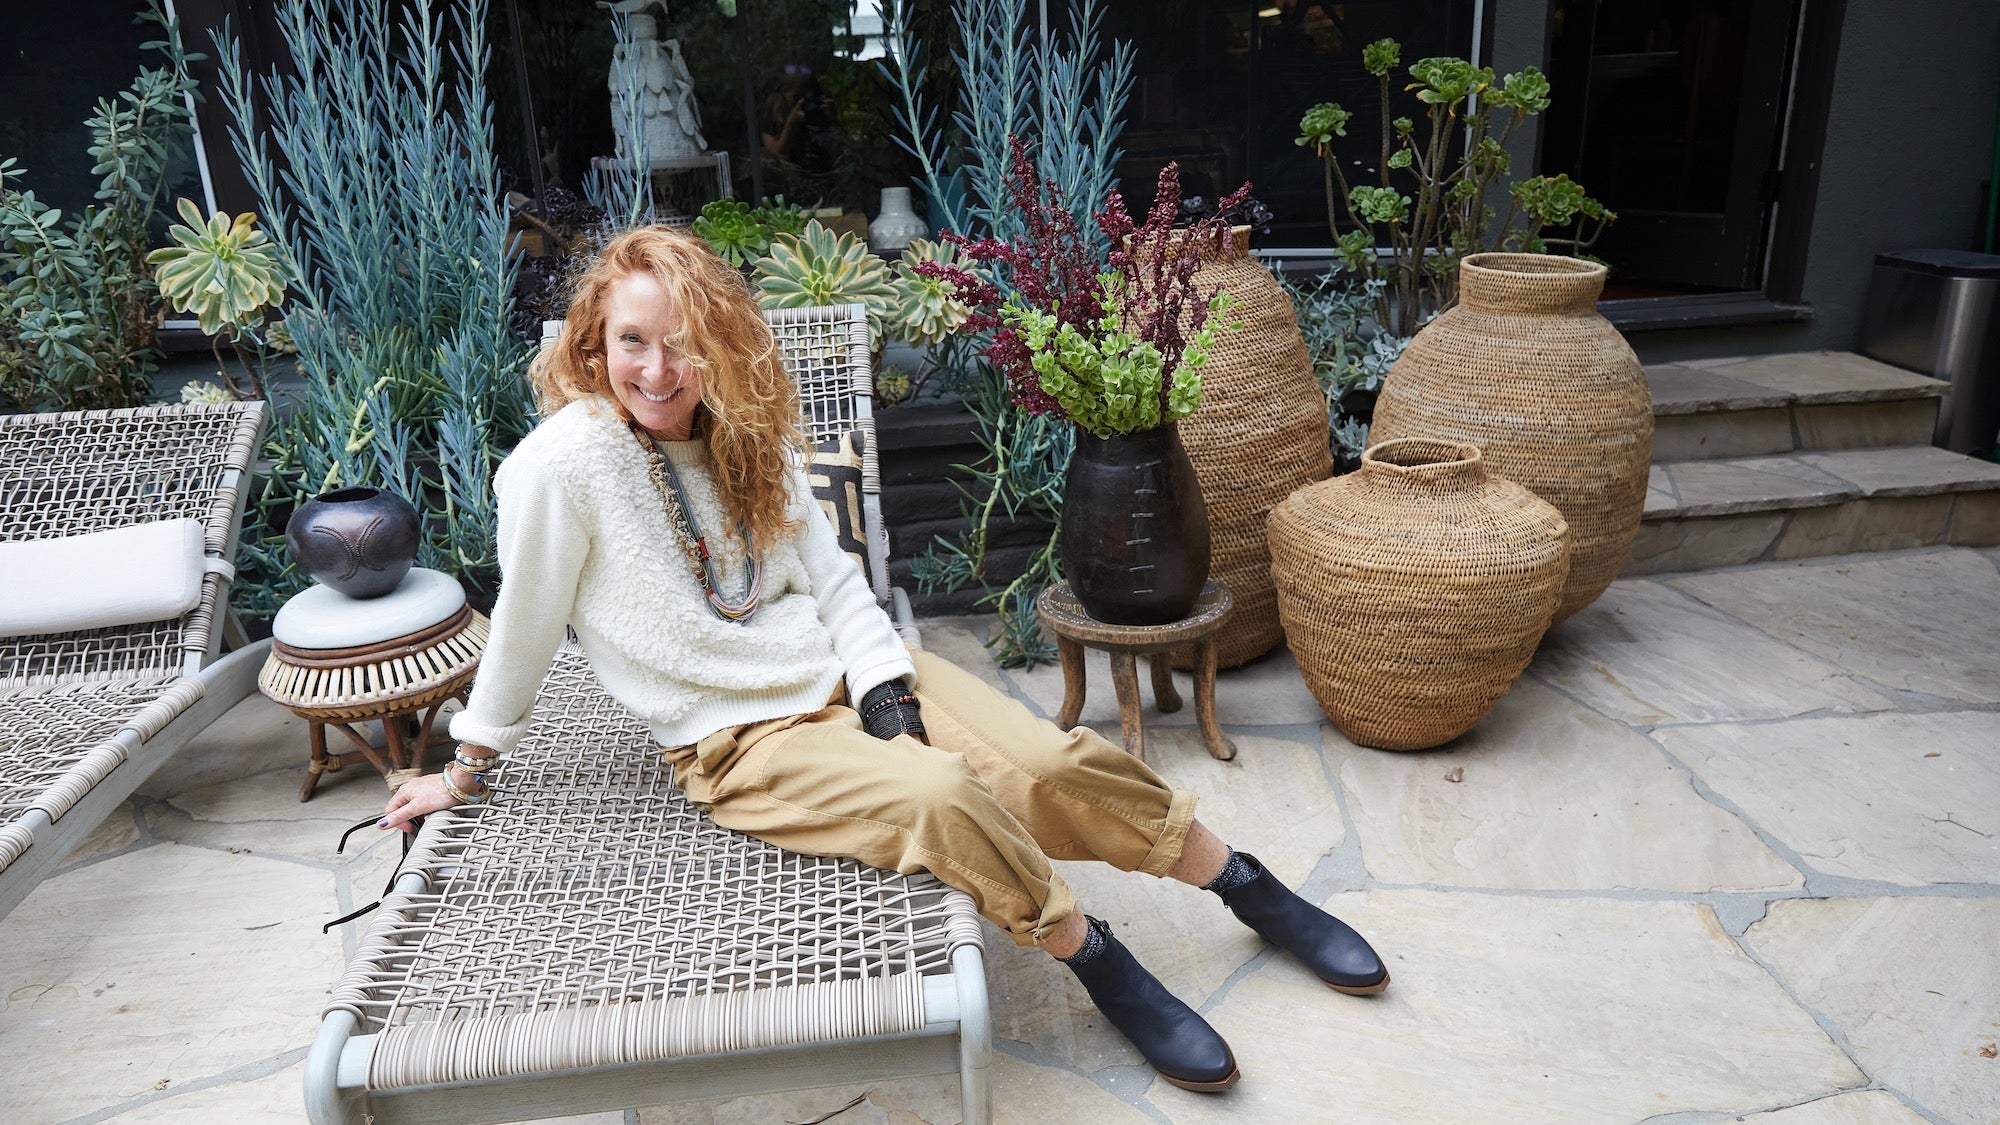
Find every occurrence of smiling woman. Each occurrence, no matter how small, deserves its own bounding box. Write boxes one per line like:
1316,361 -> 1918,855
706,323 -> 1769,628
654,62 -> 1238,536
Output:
605,271 -> 705,440
377,224 -> 1394,1097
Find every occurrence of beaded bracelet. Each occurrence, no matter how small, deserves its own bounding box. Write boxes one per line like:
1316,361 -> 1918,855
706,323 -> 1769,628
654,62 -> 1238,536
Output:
860,689 -> 918,722
453,750 -> 497,774
440,765 -> 491,806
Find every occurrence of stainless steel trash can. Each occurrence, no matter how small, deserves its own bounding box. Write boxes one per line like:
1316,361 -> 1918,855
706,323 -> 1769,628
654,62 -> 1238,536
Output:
1860,249 -> 2000,458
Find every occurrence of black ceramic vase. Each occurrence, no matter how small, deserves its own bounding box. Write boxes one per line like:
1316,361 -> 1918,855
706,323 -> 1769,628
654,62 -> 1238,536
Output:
285,487 -> 422,599
1059,424 -> 1211,625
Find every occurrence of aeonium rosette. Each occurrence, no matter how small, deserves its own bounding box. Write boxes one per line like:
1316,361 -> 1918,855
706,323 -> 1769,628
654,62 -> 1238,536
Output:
915,137 -> 1250,439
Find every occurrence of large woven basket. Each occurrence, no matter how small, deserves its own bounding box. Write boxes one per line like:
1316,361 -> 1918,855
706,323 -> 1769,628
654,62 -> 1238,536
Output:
1268,438 -> 1570,750
1370,253 -> 1650,625
1171,226 -> 1332,668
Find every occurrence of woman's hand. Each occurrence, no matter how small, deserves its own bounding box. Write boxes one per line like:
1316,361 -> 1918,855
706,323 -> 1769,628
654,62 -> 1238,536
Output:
379,772 -> 461,834
858,680 -> 928,744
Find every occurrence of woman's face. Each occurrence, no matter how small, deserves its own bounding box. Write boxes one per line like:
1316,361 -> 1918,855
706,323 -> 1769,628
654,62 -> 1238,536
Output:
604,269 -> 703,441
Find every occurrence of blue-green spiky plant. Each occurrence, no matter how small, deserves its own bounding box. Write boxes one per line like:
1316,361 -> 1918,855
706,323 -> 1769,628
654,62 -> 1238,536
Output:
879,0 -> 1133,667
213,0 -> 532,614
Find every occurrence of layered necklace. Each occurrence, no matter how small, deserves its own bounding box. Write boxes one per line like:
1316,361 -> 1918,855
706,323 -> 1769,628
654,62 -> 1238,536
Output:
633,425 -> 762,621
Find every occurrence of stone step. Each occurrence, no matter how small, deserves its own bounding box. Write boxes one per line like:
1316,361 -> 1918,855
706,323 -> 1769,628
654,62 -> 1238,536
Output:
1647,352 -> 1944,462
1626,445 -> 2000,574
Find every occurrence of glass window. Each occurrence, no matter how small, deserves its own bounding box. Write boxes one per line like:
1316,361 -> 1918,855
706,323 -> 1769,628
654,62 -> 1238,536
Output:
1103,0 -> 1478,247
0,1 -> 207,230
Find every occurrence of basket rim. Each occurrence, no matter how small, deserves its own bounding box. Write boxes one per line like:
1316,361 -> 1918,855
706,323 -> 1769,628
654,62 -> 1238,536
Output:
1359,437 -> 1483,474
1460,252 -> 1608,282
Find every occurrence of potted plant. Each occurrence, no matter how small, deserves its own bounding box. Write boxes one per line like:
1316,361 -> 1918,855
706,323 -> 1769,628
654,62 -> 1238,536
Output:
148,198 -> 288,399
1295,38 -> 1614,337
923,138 -> 1242,625
693,196 -> 809,268
750,219 -> 977,404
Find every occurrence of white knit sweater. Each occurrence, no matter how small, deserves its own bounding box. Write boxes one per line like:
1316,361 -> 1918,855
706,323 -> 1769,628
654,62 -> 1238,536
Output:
448,396 -> 915,755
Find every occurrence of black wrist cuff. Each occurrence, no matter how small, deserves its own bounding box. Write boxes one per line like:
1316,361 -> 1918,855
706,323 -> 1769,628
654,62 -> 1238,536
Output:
858,679 -> 927,742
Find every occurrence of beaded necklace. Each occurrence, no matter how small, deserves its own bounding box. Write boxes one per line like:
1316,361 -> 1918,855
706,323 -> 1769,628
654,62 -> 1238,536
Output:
633,425 -> 762,621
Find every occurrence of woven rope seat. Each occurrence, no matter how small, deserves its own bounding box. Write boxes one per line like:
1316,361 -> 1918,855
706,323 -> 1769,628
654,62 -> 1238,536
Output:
324,646 -> 984,1106
308,305 -> 981,1124
0,404 -> 263,688
1,402 -> 268,918
0,676 -> 182,871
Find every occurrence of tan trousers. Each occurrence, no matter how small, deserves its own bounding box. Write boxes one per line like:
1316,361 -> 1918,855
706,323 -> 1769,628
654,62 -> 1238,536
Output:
662,648 -> 1199,947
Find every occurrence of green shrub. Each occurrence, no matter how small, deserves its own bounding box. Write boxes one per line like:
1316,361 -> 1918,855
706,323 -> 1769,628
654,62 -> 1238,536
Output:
214,0 -> 532,615
0,2 -> 195,412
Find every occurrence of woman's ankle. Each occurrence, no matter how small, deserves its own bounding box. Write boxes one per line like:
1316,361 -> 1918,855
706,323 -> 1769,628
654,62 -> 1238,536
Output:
1042,908 -> 1090,959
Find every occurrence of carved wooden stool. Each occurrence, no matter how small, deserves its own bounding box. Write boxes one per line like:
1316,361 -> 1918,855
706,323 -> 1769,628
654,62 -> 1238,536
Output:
1035,579 -> 1236,764
258,568 -> 488,801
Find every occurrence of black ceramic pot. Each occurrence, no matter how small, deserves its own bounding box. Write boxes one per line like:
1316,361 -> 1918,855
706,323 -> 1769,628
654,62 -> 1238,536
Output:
285,487 -> 422,599
1059,424 -> 1211,625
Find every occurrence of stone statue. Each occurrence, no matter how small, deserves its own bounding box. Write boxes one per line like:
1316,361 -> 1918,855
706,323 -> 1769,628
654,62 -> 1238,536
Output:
600,0 -> 706,163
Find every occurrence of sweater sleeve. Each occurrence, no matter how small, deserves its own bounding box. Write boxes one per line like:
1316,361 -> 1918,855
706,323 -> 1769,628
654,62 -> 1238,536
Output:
448,452 -> 591,755
794,475 -> 915,701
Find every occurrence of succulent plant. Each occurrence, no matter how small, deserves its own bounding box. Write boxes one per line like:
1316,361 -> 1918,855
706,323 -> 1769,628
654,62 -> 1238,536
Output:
693,199 -> 772,267
751,195 -> 809,240
263,318 -> 298,354
875,364 -> 913,404
178,379 -> 236,405
751,220 -> 900,348
890,239 -> 976,347
147,198 -> 287,337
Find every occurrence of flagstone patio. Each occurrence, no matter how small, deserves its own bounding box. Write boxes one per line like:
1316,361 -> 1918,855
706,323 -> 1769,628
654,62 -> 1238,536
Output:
3,546 -> 1996,1124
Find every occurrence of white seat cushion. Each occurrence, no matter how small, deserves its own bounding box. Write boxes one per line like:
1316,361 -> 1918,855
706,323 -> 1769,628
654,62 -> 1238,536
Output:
273,567 -> 467,649
0,519 -> 208,638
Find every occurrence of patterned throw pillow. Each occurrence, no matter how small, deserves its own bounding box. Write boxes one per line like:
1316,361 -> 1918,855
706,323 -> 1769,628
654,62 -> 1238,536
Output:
807,427 -> 870,584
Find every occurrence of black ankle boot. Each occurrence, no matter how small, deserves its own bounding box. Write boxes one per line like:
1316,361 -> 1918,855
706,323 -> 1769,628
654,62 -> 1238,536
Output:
1219,853 -> 1389,994
1061,917 -> 1239,1091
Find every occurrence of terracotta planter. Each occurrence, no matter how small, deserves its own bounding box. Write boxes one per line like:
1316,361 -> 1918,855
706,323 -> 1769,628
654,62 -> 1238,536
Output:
1268,438 -> 1570,750
1059,424 -> 1210,625
1169,226 -> 1333,665
1370,253 -> 1651,624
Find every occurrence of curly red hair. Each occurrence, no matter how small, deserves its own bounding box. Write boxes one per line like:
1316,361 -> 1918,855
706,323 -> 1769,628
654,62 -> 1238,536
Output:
532,226 -> 805,553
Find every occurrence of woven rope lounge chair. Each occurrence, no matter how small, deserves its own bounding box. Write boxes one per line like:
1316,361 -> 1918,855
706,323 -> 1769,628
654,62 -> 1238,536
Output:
307,305 -> 992,1124
0,401 -> 268,920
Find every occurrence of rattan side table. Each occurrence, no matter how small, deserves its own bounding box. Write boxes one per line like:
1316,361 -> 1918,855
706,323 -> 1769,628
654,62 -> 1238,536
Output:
258,569 -> 489,801
1035,579 -> 1236,764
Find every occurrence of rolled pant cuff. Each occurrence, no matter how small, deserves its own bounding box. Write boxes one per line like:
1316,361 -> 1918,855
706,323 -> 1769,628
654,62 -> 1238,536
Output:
1013,873 -> 1079,948
1134,785 -> 1200,878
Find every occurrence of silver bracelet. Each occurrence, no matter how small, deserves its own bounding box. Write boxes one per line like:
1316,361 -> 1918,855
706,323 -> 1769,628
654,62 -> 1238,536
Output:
440,765 -> 491,806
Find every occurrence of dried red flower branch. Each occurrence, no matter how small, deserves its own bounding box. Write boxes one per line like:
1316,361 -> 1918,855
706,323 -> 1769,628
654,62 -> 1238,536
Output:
919,134 -> 1252,426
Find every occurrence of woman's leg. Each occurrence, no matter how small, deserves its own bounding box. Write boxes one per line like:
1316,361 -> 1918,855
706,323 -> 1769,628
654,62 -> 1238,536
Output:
1167,820 -> 1231,887
671,700 -> 1238,1090
905,649 -> 1202,875
907,649 -> 1388,995
672,702 -> 1076,948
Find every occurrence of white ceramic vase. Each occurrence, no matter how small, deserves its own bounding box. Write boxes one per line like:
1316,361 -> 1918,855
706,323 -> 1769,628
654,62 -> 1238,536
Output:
868,187 -> 928,254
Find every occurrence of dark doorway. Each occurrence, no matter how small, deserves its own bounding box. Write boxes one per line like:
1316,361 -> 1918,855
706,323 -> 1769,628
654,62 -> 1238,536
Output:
1540,0 -> 1799,296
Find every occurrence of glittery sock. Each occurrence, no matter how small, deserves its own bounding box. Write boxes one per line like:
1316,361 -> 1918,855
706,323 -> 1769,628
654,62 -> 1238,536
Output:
1201,850 -> 1258,895
1055,916 -> 1110,966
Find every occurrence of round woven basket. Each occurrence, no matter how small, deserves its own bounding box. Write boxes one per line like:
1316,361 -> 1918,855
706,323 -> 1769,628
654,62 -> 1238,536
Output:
1370,253 -> 1650,624
1170,226 -> 1332,668
1268,438 -> 1570,750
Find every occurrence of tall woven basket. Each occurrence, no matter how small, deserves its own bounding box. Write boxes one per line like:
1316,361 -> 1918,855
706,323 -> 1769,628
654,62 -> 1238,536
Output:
1172,226 -> 1332,668
1371,253 -> 1651,625
1268,438 -> 1570,750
